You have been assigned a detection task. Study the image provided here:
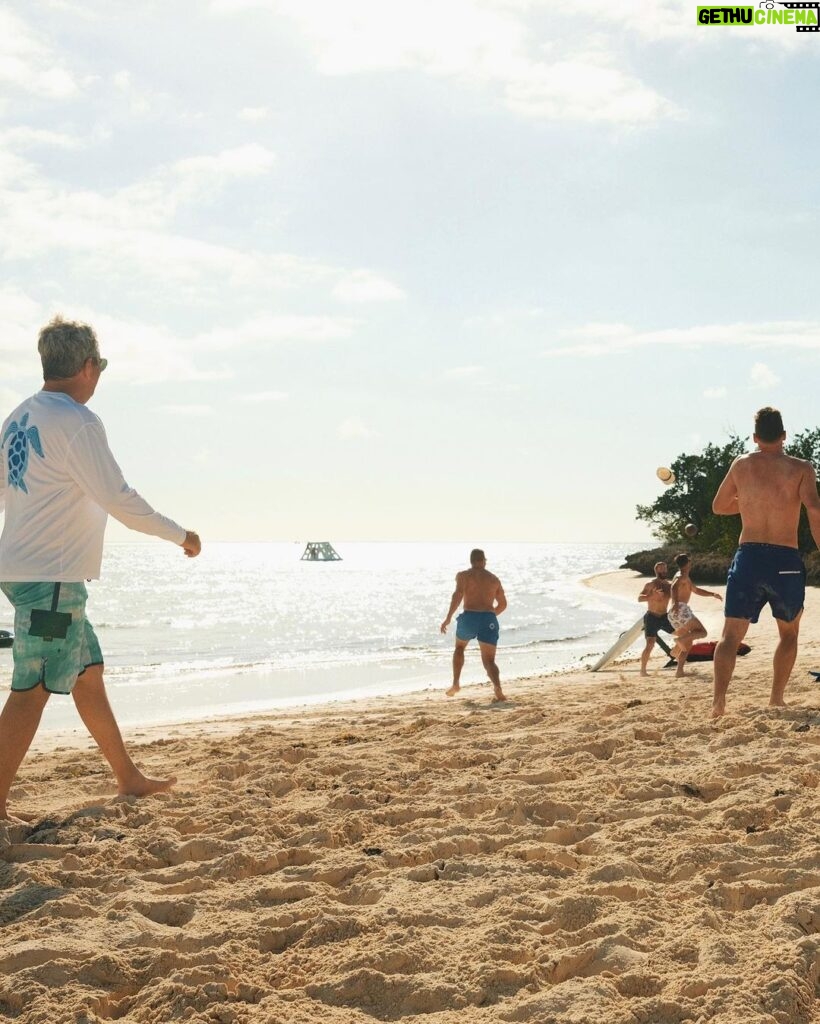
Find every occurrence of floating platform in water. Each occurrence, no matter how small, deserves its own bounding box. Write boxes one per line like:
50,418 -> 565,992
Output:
300,541 -> 342,562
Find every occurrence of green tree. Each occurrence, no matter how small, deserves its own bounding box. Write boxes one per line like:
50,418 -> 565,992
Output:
636,436 -> 748,555
636,429 -> 820,554
785,427 -> 820,551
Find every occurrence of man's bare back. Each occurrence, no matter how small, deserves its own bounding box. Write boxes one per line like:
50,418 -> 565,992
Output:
458,566 -> 504,612
715,449 -> 814,548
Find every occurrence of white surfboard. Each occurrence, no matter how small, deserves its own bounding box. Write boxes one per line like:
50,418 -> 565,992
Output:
591,617 -> 645,672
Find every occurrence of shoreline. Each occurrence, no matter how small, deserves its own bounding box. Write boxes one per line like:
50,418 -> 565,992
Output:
27,568 -> 638,753
28,565 -> 819,753
3,569 -> 820,1023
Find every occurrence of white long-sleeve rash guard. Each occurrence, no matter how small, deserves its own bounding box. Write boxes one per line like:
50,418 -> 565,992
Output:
0,391 -> 186,582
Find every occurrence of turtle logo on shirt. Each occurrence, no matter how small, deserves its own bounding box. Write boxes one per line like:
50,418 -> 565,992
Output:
3,413 -> 45,494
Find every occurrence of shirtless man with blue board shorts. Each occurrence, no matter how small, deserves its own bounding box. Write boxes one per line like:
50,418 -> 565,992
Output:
440,549 -> 508,702
712,407 -> 820,718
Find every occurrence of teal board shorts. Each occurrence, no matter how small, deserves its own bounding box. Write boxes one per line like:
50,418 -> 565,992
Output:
1,582 -> 103,694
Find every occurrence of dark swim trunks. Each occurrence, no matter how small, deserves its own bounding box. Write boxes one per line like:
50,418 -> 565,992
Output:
643,611 -> 673,638
456,611 -> 499,645
724,543 -> 805,623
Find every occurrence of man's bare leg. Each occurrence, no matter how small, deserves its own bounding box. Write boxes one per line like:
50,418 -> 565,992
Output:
480,642 -> 506,702
673,619 -> 707,678
640,636 -> 656,676
713,617 -> 750,719
446,641 -> 467,697
0,686 -> 50,821
72,665 -> 176,797
771,613 -> 801,708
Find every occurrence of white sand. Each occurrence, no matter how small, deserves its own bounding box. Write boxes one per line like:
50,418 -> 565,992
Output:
1,569 -> 818,1024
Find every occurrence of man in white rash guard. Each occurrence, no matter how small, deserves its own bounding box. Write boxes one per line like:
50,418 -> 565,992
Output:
0,317 -> 201,822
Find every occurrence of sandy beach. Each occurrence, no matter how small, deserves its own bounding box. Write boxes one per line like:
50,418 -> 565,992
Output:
2,569 -> 819,1024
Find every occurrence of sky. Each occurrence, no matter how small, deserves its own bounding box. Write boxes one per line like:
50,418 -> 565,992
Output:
1,0 -> 820,543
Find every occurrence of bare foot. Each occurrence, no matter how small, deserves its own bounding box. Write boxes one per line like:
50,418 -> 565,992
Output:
492,687 -> 508,703
445,685 -> 460,697
0,805 -> 39,823
640,670 -> 649,678
675,669 -> 687,679
117,772 -> 177,798
711,699 -> 725,719
768,700 -> 788,709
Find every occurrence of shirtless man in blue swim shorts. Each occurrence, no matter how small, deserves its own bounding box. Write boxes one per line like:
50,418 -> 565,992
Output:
440,548 -> 508,702
712,407 -> 820,718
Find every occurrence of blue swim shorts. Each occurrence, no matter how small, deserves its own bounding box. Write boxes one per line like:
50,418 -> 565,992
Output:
456,611 -> 499,646
0,582 -> 103,694
724,543 -> 805,624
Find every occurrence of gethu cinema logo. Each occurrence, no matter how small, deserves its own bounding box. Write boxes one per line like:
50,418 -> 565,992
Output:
697,3 -> 820,30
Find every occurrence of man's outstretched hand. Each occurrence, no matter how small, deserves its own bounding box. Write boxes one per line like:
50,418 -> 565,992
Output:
182,531 -> 202,558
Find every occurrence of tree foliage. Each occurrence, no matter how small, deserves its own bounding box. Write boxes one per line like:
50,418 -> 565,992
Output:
635,429 -> 820,555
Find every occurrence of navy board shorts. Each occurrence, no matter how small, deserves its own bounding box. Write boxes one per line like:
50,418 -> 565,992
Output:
643,611 -> 673,638
0,582 -> 103,694
724,543 -> 805,624
456,611 -> 499,646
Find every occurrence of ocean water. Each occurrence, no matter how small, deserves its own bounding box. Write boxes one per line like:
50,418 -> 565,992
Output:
0,542 -> 644,733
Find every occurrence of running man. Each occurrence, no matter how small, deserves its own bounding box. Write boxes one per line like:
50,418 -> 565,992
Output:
638,561 -> 675,676
669,553 -> 722,678
440,548 -> 507,702
712,407 -> 820,718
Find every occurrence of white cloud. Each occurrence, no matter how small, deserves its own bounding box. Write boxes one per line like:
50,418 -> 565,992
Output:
0,287 -> 46,380
159,404 -> 215,417
0,127 -> 83,150
0,8 -> 79,100
703,386 -> 728,400
240,390 -> 289,402
211,0 -> 678,125
0,386 -> 24,411
337,416 -> 372,439
332,270 -> 405,303
195,315 -> 357,349
443,365 -> 485,379
749,362 -> 780,390
0,146 -> 393,303
239,106 -> 271,121
545,321 -> 820,357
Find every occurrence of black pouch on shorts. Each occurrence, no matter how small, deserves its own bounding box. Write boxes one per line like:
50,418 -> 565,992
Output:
29,583 -> 72,642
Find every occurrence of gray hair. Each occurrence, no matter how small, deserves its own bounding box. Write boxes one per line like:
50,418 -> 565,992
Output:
38,316 -> 100,380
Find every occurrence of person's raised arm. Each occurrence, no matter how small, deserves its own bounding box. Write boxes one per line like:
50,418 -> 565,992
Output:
799,461 -> 820,550
440,574 -> 465,633
67,421 -> 199,556
692,584 -> 722,602
638,580 -> 654,604
494,582 -> 507,616
713,460 -> 740,515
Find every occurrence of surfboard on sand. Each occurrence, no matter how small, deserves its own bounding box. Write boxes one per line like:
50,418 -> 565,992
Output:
591,617 -> 645,672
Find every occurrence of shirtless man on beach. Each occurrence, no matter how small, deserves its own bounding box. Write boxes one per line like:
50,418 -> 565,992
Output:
638,561 -> 674,676
440,549 -> 507,702
669,553 -> 722,678
711,407 -> 820,719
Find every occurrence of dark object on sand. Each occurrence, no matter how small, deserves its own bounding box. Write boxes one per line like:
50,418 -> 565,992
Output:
809,671 -> 820,682
685,641 -> 751,663
0,629 -> 13,648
